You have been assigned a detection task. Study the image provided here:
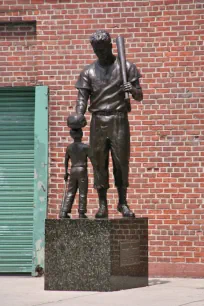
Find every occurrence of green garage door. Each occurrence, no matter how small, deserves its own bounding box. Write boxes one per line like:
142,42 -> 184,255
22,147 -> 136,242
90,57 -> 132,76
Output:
0,87 -> 35,273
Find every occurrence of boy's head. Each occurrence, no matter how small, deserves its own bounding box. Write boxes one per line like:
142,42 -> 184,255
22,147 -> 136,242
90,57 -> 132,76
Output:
67,113 -> 87,129
70,128 -> 83,141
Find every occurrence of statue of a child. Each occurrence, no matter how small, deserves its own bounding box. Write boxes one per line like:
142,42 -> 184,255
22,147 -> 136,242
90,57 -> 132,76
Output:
60,114 -> 90,219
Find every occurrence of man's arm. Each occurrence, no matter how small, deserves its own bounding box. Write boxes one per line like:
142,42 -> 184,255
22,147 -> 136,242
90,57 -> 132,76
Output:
121,62 -> 143,102
123,79 -> 143,102
76,88 -> 90,115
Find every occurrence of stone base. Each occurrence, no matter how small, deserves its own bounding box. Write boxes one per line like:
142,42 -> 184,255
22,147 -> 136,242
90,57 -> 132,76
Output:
44,218 -> 148,291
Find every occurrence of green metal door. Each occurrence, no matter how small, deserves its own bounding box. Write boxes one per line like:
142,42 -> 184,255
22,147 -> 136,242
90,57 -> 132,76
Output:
0,87 -> 36,273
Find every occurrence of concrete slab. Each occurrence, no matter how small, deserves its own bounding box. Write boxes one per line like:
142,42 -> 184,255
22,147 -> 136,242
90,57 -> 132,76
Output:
0,276 -> 203,306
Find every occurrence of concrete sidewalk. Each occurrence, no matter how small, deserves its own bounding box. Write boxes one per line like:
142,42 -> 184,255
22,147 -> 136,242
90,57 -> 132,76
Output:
0,276 -> 203,306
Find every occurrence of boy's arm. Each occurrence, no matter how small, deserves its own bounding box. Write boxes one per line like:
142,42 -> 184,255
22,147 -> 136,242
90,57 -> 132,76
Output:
64,146 -> 70,181
87,146 -> 93,165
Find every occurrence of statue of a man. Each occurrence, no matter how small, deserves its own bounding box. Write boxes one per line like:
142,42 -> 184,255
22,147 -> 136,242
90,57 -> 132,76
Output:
75,30 -> 143,218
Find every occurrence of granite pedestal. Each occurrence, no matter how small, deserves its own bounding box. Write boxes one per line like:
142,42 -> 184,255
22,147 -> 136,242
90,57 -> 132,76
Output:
45,219 -> 148,291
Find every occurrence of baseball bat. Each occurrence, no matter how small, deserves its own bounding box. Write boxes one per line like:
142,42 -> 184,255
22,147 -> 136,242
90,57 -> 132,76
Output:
116,35 -> 131,112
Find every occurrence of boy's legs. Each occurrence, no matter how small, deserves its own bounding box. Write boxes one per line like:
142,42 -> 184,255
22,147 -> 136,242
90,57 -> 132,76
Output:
60,170 -> 77,217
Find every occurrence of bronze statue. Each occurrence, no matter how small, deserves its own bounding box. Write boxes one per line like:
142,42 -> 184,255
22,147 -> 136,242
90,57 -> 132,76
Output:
75,30 -> 143,218
60,115 -> 89,219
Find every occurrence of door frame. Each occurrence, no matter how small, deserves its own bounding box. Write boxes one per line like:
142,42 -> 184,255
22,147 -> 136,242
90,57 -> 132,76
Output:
32,86 -> 48,276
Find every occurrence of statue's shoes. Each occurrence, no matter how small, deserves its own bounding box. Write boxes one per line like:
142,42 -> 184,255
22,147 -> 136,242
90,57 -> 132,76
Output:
95,205 -> 108,218
117,204 -> 135,218
59,211 -> 70,219
79,213 -> 88,219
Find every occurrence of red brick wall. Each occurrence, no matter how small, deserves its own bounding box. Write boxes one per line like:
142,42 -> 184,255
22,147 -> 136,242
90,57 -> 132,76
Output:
0,0 -> 204,277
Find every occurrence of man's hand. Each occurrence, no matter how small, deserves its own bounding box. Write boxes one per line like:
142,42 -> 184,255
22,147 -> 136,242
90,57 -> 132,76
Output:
64,173 -> 69,181
121,82 -> 143,101
121,82 -> 133,93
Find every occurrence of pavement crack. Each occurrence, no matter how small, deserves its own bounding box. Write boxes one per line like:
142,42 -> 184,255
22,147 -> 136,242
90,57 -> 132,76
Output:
178,299 -> 204,306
